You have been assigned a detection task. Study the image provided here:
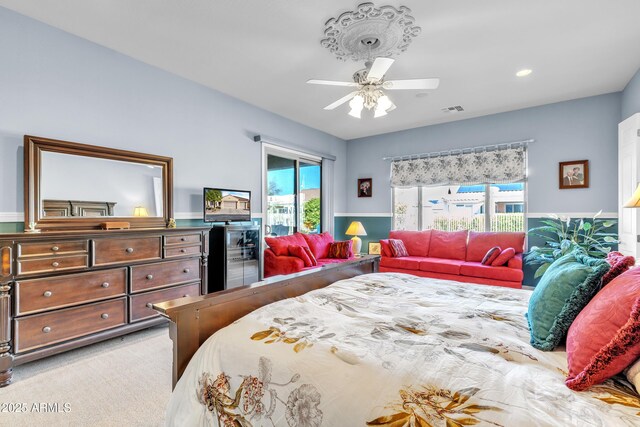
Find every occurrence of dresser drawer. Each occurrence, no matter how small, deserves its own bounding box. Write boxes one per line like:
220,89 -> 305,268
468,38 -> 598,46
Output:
129,282 -> 200,322
164,244 -> 202,258
14,298 -> 127,353
93,237 -> 161,266
164,233 -> 201,246
130,258 -> 200,293
17,255 -> 89,276
15,268 -> 127,316
17,240 -> 88,258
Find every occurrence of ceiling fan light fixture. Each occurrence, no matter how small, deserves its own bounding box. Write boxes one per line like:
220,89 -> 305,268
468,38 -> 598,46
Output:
374,106 -> 387,118
348,106 -> 363,119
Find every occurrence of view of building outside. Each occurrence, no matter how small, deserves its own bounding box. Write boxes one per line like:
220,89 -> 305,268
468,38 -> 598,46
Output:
394,183 -> 524,232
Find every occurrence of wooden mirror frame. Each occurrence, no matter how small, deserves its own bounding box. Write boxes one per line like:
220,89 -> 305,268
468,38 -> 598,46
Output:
24,135 -> 174,231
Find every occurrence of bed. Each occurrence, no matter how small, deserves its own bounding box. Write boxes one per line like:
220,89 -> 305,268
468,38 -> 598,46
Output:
162,271 -> 640,426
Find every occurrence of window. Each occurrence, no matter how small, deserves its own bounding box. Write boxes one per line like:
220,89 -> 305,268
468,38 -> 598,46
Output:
265,149 -> 322,237
394,183 -> 525,232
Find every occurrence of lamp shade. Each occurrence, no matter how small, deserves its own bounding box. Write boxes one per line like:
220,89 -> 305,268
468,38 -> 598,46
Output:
345,221 -> 367,236
624,184 -> 640,208
133,206 -> 149,217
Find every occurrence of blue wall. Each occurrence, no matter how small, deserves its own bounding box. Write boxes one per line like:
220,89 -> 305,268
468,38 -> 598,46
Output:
0,6 -> 347,221
622,68 -> 640,120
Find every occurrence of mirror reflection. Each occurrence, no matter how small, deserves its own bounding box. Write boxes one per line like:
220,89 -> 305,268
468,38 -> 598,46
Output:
40,151 -> 164,218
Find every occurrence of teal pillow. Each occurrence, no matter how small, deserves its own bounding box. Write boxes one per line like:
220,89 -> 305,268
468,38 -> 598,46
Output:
526,248 -> 610,351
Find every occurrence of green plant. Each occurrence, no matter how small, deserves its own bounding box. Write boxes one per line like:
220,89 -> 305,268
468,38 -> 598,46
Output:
525,210 -> 618,278
302,198 -> 321,232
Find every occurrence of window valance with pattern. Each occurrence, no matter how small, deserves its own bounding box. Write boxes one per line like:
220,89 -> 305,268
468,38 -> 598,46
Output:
390,146 -> 526,187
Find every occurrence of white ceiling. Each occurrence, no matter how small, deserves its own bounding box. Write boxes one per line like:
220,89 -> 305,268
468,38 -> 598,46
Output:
2,1 -> 640,140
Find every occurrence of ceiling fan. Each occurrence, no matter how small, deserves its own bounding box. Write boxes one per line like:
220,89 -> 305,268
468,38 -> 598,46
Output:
307,57 -> 440,118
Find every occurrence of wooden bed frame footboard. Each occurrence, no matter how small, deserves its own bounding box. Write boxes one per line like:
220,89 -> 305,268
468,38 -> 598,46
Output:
153,255 -> 379,388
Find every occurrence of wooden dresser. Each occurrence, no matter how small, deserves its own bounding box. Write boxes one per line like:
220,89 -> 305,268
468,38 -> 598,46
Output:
0,226 -> 209,386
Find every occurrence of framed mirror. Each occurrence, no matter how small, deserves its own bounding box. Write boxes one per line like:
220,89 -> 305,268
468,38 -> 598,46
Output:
24,135 -> 173,231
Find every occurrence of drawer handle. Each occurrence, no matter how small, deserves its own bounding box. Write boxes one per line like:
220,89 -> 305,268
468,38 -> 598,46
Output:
183,268 -> 190,274
42,326 -> 51,333
183,294 -> 190,298
146,274 -> 153,280
43,290 -> 53,297
51,246 -> 59,252
51,262 -> 60,268
101,282 -> 110,288
180,249 -> 187,253
126,247 -> 134,253
180,237 -> 186,242
146,303 -> 153,309
101,313 -> 109,319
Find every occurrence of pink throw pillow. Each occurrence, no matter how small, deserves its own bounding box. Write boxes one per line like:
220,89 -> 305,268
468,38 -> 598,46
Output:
288,245 -> 313,267
379,239 -> 392,257
565,267 -> 640,391
602,251 -> 635,286
327,240 -> 353,259
302,232 -> 334,259
302,246 -> 318,266
491,247 -> 516,266
481,246 -> 502,265
264,233 -> 307,257
388,239 -> 409,257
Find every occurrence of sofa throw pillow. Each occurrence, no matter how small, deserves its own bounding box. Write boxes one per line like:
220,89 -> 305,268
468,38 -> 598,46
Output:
302,246 -> 318,266
388,239 -> 409,257
526,248 -> 610,351
602,251 -> 635,286
327,240 -> 353,259
302,232 -> 334,259
265,233 -> 308,257
379,239 -> 392,257
565,268 -> 640,391
625,359 -> 640,394
491,247 -> 516,267
481,246 -> 502,265
288,245 -> 313,267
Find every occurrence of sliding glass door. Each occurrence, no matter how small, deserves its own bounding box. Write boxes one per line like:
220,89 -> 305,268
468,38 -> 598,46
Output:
265,150 -> 321,237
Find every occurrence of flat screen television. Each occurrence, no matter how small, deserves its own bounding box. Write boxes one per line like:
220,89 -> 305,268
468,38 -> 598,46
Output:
203,188 -> 251,223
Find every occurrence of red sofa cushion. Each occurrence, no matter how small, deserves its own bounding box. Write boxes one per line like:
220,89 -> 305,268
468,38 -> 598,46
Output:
491,247 -> 516,266
288,245 -> 313,267
507,254 -> 523,269
303,246 -> 318,266
327,240 -> 353,259
264,233 -> 308,257
460,261 -> 524,282
263,248 -> 305,277
428,230 -> 468,260
389,230 -> 431,257
466,231 -> 525,262
565,268 -> 640,391
380,256 -> 423,270
379,239 -> 392,257
481,246 -> 502,265
302,232 -> 334,259
418,257 -> 464,275
388,239 -> 409,257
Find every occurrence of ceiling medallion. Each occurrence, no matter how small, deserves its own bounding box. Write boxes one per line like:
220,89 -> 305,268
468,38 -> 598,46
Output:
321,2 -> 421,62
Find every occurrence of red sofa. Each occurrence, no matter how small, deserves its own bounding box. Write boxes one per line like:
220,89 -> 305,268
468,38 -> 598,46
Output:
264,232 -> 354,278
380,230 -> 525,288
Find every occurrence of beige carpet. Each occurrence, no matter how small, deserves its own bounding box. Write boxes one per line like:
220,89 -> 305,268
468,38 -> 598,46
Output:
0,325 -> 172,427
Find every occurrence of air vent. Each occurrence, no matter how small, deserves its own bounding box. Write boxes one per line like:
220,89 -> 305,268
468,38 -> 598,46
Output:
441,105 -> 464,113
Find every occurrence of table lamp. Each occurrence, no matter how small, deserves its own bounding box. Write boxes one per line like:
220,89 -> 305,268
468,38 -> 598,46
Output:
346,221 -> 367,255
624,184 -> 640,207
133,206 -> 149,217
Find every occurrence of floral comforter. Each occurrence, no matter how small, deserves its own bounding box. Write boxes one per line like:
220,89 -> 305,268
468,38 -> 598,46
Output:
165,273 -> 640,426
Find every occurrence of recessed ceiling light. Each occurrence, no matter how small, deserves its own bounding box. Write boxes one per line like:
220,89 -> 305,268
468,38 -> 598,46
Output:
516,69 -> 532,77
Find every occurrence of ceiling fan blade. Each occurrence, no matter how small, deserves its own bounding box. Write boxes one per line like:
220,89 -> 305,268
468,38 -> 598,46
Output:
383,78 -> 440,90
307,79 -> 359,87
367,57 -> 395,81
324,91 -> 358,110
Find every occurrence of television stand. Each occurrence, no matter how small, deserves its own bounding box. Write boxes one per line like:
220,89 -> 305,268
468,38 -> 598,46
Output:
207,224 -> 260,293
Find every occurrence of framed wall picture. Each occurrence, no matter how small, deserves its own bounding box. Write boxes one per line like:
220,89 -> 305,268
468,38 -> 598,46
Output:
559,160 -> 589,189
358,178 -> 372,197
368,242 -> 381,255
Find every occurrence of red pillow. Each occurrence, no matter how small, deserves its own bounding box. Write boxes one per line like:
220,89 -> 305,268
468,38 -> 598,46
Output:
327,240 -> 353,259
388,239 -> 409,257
302,246 -> 318,266
481,246 -> 502,265
288,245 -> 313,267
565,267 -> 640,391
379,239 -> 392,257
264,233 -> 307,257
302,232 -> 334,259
428,230 -> 468,260
602,251 -> 635,286
491,247 -> 516,266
